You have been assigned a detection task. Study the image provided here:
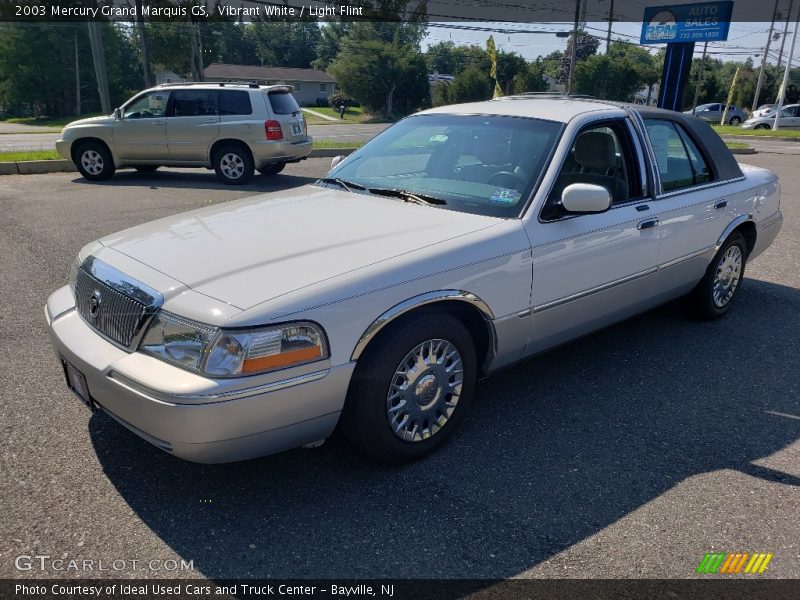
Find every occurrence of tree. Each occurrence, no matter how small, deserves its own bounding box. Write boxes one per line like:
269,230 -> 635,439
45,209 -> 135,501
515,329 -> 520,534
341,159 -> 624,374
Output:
448,66 -> 492,103
496,50 -> 527,95
557,31 -> 599,84
245,22 -> 321,68
313,23 -> 350,71
574,54 -> 639,101
513,59 -> 548,94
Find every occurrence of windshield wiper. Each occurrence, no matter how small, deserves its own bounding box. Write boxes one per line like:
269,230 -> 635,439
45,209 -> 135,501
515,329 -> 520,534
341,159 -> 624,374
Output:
318,177 -> 366,193
367,188 -> 447,206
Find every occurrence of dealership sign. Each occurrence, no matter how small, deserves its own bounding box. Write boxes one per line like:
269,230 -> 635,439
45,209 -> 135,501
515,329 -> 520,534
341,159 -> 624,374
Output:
640,1 -> 733,44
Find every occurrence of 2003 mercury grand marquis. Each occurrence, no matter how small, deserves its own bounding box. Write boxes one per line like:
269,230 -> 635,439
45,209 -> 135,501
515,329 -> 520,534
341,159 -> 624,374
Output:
46,97 -> 783,463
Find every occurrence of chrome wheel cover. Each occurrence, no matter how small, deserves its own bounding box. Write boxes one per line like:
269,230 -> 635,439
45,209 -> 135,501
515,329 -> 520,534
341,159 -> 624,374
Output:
220,152 -> 244,179
80,150 -> 104,175
386,339 -> 463,442
713,245 -> 743,308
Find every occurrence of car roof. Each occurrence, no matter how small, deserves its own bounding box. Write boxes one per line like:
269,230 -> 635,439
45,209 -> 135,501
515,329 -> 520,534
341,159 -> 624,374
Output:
148,83 -> 292,93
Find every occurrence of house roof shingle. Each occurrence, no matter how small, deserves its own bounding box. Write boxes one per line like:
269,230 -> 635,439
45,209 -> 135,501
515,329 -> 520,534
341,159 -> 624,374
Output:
204,63 -> 335,83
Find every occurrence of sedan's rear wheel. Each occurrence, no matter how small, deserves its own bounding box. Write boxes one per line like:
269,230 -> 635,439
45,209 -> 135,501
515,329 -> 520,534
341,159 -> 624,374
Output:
755,123 -> 771,130
75,142 -> 115,181
341,311 -> 477,463
691,232 -> 747,320
729,116 -> 742,126
213,144 -> 254,185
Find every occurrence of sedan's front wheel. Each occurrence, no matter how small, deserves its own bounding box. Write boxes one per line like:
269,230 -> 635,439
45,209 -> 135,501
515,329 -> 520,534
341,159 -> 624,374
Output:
341,311 -> 477,463
691,232 -> 747,320
729,116 -> 742,126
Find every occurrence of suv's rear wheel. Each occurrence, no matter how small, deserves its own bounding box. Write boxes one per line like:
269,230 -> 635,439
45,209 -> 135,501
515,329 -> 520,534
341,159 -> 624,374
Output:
74,142 -> 115,181
257,162 -> 286,176
213,144 -> 254,185
341,311 -> 477,463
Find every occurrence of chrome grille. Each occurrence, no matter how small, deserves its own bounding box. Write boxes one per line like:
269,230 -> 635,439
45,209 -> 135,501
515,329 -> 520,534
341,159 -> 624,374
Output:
74,257 -> 163,350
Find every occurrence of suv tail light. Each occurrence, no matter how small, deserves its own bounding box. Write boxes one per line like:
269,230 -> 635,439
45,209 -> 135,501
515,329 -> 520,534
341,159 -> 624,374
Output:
265,120 -> 283,141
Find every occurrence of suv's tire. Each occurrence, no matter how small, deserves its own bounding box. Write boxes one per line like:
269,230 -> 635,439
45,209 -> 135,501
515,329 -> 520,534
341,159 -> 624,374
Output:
729,116 -> 742,126
74,142 -> 115,181
213,144 -> 254,185
134,165 -> 159,173
690,232 -> 747,320
341,311 -> 477,464
257,162 -> 286,176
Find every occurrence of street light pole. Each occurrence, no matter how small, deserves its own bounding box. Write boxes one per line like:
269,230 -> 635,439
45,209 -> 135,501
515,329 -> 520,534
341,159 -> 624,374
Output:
752,0 -> 780,112
777,0 -> 794,67
567,0 -> 581,94
773,0 -> 800,130
692,42 -> 708,114
605,0 -> 615,54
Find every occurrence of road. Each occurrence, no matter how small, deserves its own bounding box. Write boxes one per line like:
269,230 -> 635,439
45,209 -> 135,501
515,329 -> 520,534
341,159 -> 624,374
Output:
0,155 -> 798,582
0,123 -> 390,152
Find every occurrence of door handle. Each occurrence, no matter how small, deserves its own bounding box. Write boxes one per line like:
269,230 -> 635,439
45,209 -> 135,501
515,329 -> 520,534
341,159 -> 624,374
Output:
714,200 -> 728,209
637,218 -> 660,230
636,204 -> 650,212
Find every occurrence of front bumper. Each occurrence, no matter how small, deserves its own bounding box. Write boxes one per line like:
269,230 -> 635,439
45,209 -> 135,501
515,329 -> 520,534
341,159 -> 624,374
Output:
55,139 -> 72,160
45,285 -> 353,463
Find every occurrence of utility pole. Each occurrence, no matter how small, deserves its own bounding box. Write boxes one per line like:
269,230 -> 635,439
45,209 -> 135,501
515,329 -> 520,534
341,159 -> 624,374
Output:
605,0 -> 615,54
752,0 -> 780,112
773,0 -> 799,129
134,0 -> 155,87
777,0 -> 794,67
692,42 -> 708,114
567,0 -> 581,94
74,31 -> 81,116
86,21 -> 111,114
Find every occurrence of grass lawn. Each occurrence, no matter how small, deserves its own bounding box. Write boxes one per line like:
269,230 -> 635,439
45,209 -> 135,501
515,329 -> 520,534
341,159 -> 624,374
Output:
2,114 -> 100,128
302,106 -> 390,125
724,141 -> 752,150
312,140 -> 364,150
0,150 -> 61,162
713,125 -> 800,138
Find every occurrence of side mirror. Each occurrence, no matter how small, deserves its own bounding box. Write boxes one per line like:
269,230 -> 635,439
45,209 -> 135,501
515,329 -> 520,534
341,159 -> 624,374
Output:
330,155 -> 345,169
561,183 -> 612,213
112,108 -> 122,120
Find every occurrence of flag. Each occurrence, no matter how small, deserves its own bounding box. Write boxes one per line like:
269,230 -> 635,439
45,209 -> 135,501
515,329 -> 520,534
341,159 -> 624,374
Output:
487,36 -> 503,98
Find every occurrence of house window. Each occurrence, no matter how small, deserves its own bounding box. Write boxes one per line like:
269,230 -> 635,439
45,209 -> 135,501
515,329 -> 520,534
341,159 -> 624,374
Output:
320,83 -> 328,92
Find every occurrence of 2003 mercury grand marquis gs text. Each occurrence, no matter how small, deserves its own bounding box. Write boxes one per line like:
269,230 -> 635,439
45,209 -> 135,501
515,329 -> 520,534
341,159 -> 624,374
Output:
45,98 -> 783,464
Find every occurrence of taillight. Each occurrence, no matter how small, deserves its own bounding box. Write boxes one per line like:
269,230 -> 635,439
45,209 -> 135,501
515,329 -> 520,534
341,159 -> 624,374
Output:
265,120 -> 283,141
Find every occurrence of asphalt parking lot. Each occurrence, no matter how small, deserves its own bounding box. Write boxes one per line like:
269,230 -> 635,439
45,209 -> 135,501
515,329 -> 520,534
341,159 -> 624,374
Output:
0,154 -> 798,581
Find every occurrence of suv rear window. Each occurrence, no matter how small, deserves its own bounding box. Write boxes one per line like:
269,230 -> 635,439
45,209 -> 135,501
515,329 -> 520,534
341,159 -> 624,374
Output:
268,91 -> 300,115
219,90 -> 252,116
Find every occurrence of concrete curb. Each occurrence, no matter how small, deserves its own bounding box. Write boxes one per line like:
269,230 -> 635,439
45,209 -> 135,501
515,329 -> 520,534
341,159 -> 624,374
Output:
729,147 -> 757,155
721,134 -> 799,143
0,149 -> 355,176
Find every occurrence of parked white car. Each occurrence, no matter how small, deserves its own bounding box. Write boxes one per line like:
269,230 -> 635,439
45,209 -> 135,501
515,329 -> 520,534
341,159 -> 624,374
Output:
46,97 -> 783,464
742,104 -> 800,130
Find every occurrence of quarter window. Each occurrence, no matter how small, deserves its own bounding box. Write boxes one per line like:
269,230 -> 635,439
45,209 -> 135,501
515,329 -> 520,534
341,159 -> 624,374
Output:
644,119 -> 713,192
219,90 -> 252,116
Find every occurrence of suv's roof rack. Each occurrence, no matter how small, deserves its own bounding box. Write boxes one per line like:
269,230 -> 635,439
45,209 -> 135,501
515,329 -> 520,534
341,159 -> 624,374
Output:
156,81 -> 261,89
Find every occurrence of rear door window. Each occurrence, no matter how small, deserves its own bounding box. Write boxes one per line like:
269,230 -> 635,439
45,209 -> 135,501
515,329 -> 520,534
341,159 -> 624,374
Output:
268,91 -> 301,115
219,90 -> 252,116
171,89 -> 217,117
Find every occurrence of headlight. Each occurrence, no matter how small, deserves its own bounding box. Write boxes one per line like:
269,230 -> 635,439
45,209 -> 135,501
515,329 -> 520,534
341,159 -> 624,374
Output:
140,312 -> 217,372
139,313 -> 328,377
204,322 -> 327,377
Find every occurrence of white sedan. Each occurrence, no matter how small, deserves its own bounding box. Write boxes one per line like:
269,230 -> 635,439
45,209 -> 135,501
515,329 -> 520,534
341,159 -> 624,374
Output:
46,97 -> 783,464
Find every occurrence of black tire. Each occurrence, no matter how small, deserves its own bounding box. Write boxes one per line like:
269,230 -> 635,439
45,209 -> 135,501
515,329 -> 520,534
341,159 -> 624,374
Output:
212,144 -> 254,185
257,162 -> 286,176
729,116 -> 741,126
133,165 -> 159,173
755,123 -> 771,130
74,141 -> 115,181
341,310 -> 477,464
690,232 -> 747,320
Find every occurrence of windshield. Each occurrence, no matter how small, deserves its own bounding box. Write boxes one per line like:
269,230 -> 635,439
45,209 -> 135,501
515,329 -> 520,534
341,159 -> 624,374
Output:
322,113 -> 562,218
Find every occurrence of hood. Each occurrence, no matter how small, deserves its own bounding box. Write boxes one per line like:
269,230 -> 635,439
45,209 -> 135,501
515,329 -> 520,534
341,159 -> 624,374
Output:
99,185 -> 501,310
65,115 -> 114,129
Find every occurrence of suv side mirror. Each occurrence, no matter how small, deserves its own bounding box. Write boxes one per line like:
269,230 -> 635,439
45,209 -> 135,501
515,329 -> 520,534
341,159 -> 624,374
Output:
330,155 -> 345,169
112,107 -> 122,120
561,183 -> 612,213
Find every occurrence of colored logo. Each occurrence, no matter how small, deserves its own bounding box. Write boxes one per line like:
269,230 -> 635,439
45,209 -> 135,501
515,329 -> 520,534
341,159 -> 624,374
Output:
696,552 -> 773,574
644,10 -> 677,42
